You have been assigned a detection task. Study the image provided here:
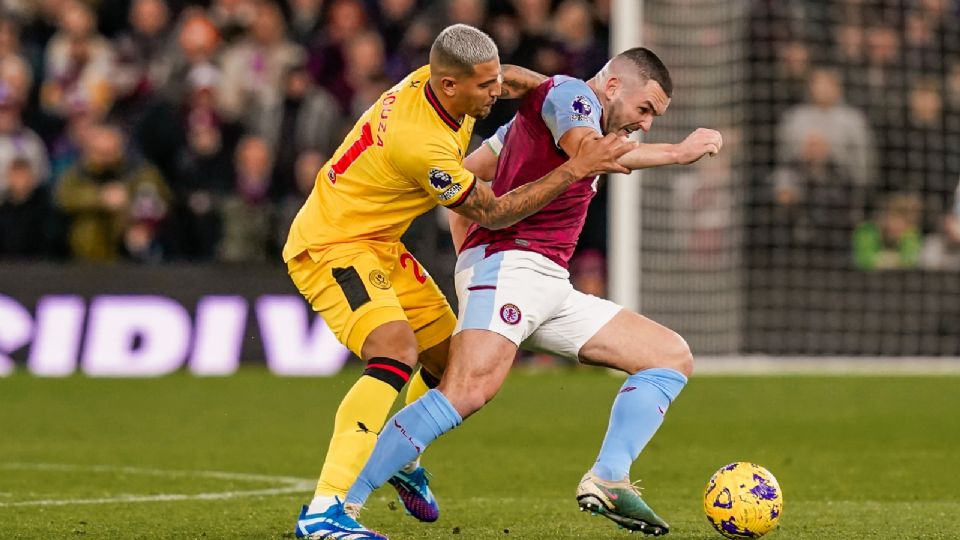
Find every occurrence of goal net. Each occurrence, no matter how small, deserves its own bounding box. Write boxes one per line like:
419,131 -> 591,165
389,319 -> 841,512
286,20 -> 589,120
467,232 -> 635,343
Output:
635,0 -> 960,356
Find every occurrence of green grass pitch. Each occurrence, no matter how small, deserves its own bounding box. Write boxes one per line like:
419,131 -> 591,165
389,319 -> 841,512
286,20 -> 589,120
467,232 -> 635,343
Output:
2,367 -> 959,539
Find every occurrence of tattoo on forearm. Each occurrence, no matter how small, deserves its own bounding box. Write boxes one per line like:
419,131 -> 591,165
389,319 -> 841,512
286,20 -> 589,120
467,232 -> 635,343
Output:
463,168 -> 578,229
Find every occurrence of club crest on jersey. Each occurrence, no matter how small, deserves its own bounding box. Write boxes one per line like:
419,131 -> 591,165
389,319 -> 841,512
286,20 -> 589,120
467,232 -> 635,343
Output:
368,269 -> 391,290
428,168 -> 453,190
500,303 -> 522,325
572,95 -> 592,116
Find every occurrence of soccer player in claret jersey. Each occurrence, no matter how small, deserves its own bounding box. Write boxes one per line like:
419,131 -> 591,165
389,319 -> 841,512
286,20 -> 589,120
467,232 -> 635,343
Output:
284,24 -> 637,539
342,48 -> 723,537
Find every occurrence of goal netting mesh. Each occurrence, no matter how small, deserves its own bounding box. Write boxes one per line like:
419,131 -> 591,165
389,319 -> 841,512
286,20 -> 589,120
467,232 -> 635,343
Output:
637,0 -> 960,356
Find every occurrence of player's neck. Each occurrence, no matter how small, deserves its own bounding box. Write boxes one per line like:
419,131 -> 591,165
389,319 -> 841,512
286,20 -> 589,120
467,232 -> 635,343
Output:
427,78 -> 466,122
586,78 -> 607,109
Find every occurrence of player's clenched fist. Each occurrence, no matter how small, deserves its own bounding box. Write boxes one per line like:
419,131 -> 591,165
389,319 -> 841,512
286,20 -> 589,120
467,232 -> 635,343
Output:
571,132 -> 639,177
675,128 -> 723,164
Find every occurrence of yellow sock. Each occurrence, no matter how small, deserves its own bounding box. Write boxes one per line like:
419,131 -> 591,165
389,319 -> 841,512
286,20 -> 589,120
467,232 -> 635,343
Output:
314,375 -> 401,498
405,369 -> 431,406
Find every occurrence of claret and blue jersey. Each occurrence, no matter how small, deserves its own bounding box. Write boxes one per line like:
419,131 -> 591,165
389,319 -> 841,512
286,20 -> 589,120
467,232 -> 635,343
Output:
461,75 -> 606,269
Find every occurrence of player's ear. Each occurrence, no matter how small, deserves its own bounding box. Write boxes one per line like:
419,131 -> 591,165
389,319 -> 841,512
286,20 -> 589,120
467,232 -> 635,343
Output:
440,76 -> 458,97
605,76 -> 621,100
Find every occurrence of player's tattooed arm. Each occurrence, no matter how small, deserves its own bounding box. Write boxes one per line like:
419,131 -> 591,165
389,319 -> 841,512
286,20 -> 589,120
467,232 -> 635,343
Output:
451,133 -> 636,230
448,144 -> 498,252
500,65 -> 548,99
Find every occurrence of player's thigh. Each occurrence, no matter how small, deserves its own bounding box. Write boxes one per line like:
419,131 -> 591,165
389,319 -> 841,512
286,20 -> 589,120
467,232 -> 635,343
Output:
390,245 -> 457,361
286,249 -> 415,360
578,308 -> 694,375
522,289 -> 622,362
453,248 -> 568,348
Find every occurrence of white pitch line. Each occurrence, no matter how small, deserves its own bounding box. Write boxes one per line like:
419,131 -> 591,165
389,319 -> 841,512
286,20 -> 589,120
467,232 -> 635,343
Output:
0,463 -> 314,508
0,463 -> 309,485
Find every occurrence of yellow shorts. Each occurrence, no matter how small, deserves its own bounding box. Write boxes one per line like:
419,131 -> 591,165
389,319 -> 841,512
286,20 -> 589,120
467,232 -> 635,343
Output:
287,242 -> 456,357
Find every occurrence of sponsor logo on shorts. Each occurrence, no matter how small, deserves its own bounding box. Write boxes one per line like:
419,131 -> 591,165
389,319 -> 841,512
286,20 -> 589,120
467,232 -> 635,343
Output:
438,183 -> 463,202
368,269 -> 391,289
500,303 -> 522,325
428,168 -> 453,190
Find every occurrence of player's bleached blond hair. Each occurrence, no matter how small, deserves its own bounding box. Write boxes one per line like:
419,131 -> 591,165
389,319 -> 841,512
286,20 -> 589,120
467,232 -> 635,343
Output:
430,24 -> 498,75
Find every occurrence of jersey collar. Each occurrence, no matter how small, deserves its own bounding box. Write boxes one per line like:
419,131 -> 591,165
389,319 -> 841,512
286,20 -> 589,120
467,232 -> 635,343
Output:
424,81 -> 462,131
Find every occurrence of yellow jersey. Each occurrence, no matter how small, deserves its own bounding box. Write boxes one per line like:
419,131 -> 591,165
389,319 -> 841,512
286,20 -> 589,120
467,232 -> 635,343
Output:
283,65 -> 477,262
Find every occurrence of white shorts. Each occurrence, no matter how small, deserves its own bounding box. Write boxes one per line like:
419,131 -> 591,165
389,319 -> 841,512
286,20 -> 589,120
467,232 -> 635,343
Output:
454,245 -> 622,360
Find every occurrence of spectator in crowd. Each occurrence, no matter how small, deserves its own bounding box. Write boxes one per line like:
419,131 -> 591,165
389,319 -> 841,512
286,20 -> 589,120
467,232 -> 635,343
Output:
40,0 -> 114,120
111,0 -> 176,125
776,68 -> 876,194
276,149 -> 325,252
342,31 -> 389,118
307,0 -> 370,112
284,0 -> 325,47
168,63 -> 240,260
208,0 -> 258,44
770,131 -> 856,267
673,143 -> 736,261
514,0 -> 552,38
55,123 -> 171,262
853,192 -> 923,271
218,0 -> 302,122
901,78 -> 953,233
447,0 -> 486,28
858,23 -> 909,188
776,41 -> 813,106
551,0 -> 606,79
162,8 -> 221,105
246,59 -> 343,194
0,55 -> 51,196
0,157 -> 58,258
377,0 -> 418,54
383,14 -> 433,82
921,177 -> 960,270
218,135 -> 274,262
0,16 -> 23,61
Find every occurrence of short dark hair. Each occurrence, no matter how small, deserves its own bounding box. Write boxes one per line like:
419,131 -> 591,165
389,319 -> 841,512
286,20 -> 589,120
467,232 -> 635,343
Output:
617,47 -> 673,97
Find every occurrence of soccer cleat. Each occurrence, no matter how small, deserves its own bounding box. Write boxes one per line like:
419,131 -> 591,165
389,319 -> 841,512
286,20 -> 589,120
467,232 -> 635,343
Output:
576,470 -> 670,536
295,499 -> 388,539
387,466 -> 439,522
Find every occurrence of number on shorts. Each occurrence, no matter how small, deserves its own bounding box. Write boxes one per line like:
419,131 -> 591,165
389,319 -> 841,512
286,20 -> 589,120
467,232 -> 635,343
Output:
400,252 -> 427,284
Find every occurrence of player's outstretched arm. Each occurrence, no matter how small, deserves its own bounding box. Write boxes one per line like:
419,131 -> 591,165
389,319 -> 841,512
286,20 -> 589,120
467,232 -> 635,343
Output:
451,133 -> 636,230
618,128 -> 723,170
500,65 -> 548,99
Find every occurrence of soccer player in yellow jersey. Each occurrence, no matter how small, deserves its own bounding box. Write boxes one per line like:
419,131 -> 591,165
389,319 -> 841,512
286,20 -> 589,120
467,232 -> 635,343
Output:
287,24 -> 636,539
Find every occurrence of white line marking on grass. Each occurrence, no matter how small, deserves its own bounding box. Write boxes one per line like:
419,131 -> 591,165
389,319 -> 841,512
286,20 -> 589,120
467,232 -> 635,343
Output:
0,463 -> 314,508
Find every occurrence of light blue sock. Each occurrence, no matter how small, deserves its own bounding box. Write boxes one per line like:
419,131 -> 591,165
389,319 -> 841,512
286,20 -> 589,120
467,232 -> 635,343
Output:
345,389 -> 461,505
591,368 -> 688,481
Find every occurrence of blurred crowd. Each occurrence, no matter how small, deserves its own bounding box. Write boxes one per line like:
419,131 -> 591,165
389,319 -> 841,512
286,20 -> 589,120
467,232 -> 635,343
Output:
1,0 -> 958,275
749,0 -> 960,271
0,0 -> 612,263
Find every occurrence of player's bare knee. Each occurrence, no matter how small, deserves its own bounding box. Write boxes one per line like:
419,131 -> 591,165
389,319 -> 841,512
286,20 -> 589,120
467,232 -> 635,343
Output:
661,333 -> 694,377
361,322 -> 419,366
